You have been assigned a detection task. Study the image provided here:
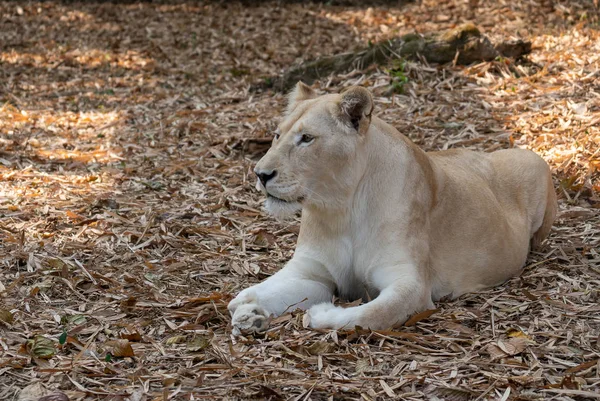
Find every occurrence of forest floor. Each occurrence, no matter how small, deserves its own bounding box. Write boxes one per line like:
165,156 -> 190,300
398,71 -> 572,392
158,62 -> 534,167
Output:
1,1 -> 599,400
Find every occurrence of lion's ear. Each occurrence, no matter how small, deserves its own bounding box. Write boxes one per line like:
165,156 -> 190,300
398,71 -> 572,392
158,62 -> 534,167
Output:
339,86 -> 373,134
287,81 -> 316,112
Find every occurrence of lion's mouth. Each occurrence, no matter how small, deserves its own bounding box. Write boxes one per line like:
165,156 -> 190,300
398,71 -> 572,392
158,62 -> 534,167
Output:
267,194 -> 303,204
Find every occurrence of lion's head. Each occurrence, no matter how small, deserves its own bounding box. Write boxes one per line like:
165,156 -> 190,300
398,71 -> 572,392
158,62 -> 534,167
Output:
254,83 -> 374,217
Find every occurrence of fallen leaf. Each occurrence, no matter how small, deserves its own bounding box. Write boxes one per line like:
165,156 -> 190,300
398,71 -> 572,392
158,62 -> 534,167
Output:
120,296 -> 137,311
568,101 -> 587,116
486,343 -> 508,360
424,385 -> 474,401
355,358 -> 371,374
120,331 -> 143,342
253,230 -> 276,247
404,309 -> 439,326
506,328 -> 532,340
58,330 -> 67,345
104,339 -> 135,358
165,335 -> 187,345
560,375 -> 584,390
66,315 -> 86,326
0,308 -> 14,324
18,383 -> 48,401
497,337 -> 528,356
305,341 -> 335,355
47,259 -> 67,271
302,312 -> 311,328
486,336 -> 530,360
186,336 -> 211,352
38,393 -> 70,401
566,359 -> 600,374
26,336 -> 56,359
126,388 -> 145,401
65,210 -> 82,220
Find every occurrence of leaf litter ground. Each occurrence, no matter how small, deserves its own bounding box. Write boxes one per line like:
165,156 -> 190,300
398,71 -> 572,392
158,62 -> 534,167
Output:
0,1 -> 599,400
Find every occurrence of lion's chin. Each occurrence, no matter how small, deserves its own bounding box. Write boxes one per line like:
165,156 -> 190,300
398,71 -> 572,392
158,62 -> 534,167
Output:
264,196 -> 302,219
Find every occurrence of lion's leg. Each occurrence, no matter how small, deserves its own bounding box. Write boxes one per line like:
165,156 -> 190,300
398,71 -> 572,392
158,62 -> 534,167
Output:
228,256 -> 334,334
307,265 -> 433,330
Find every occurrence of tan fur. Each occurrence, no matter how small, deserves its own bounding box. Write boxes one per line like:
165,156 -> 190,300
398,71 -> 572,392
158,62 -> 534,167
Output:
228,84 -> 557,333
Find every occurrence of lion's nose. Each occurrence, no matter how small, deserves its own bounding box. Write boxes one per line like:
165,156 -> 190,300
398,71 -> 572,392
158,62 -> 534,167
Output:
255,169 -> 277,186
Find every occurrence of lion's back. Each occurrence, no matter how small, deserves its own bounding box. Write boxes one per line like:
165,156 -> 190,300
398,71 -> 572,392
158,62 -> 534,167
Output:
426,147 -> 555,299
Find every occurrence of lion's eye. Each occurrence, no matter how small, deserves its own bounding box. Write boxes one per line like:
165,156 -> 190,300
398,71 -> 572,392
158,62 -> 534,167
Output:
274,132 -> 280,140
299,134 -> 314,144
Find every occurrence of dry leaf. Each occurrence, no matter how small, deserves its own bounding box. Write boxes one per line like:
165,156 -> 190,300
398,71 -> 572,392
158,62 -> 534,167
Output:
120,331 -> 143,342
566,359 -> 600,374
120,297 -> 138,311
302,312 -> 311,328
424,385 -> 474,401
443,322 -> 475,335
560,375 -> 585,390
66,315 -> 86,326
186,336 -> 211,352
47,259 -> 67,271
26,336 -> 56,359
355,358 -> 371,375
497,337 -> 528,356
104,339 -> 135,358
305,341 -> 335,355
165,335 -> 187,346
506,328 -> 531,340
38,393 -> 70,401
65,210 -> 82,220
0,308 -> 14,324
17,383 -> 48,401
486,336 -> 530,360
404,309 -> 439,326
253,230 -> 276,247
486,343 -> 508,360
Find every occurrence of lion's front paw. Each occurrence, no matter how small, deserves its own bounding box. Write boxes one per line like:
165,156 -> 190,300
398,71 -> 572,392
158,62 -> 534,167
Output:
230,303 -> 271,335
307,303 -> 352,330
228,288 -> 258,316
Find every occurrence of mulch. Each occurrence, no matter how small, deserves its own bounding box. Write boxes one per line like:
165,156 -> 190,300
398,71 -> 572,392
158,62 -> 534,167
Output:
0,0 -> 599,400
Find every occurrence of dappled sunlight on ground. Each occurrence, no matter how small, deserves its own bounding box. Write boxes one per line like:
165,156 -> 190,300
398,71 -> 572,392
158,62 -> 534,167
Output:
1,49 -> 153,71
471,25 -> 600,200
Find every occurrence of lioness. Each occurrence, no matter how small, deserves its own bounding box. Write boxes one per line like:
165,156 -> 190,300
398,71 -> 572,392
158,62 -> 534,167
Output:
228,82 -> 557,333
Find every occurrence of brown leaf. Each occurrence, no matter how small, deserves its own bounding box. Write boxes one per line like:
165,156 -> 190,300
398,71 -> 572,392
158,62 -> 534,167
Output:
18,383 -> 48,401
119,296 -> 137,311
486,343 -> 508,360
404,309 -> 439,326
560,375 -> 583,390
38,393 -> 70,401
521,289 -> 538,301
305,341 -> 335,355
497,337 -> 528,356
0,308 -> 14,325
104,339 -> 135,358
120,331 -> 142,342
424,385 -> 474,401
253,229 -> 276,247
65,210 -> 82,221
442,322 -> 475,335
566,359 -> 600,374
47,259 -> 67,271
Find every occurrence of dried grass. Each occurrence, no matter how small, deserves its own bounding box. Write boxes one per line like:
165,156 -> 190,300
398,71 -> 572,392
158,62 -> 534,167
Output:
0,1 -> 599,400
